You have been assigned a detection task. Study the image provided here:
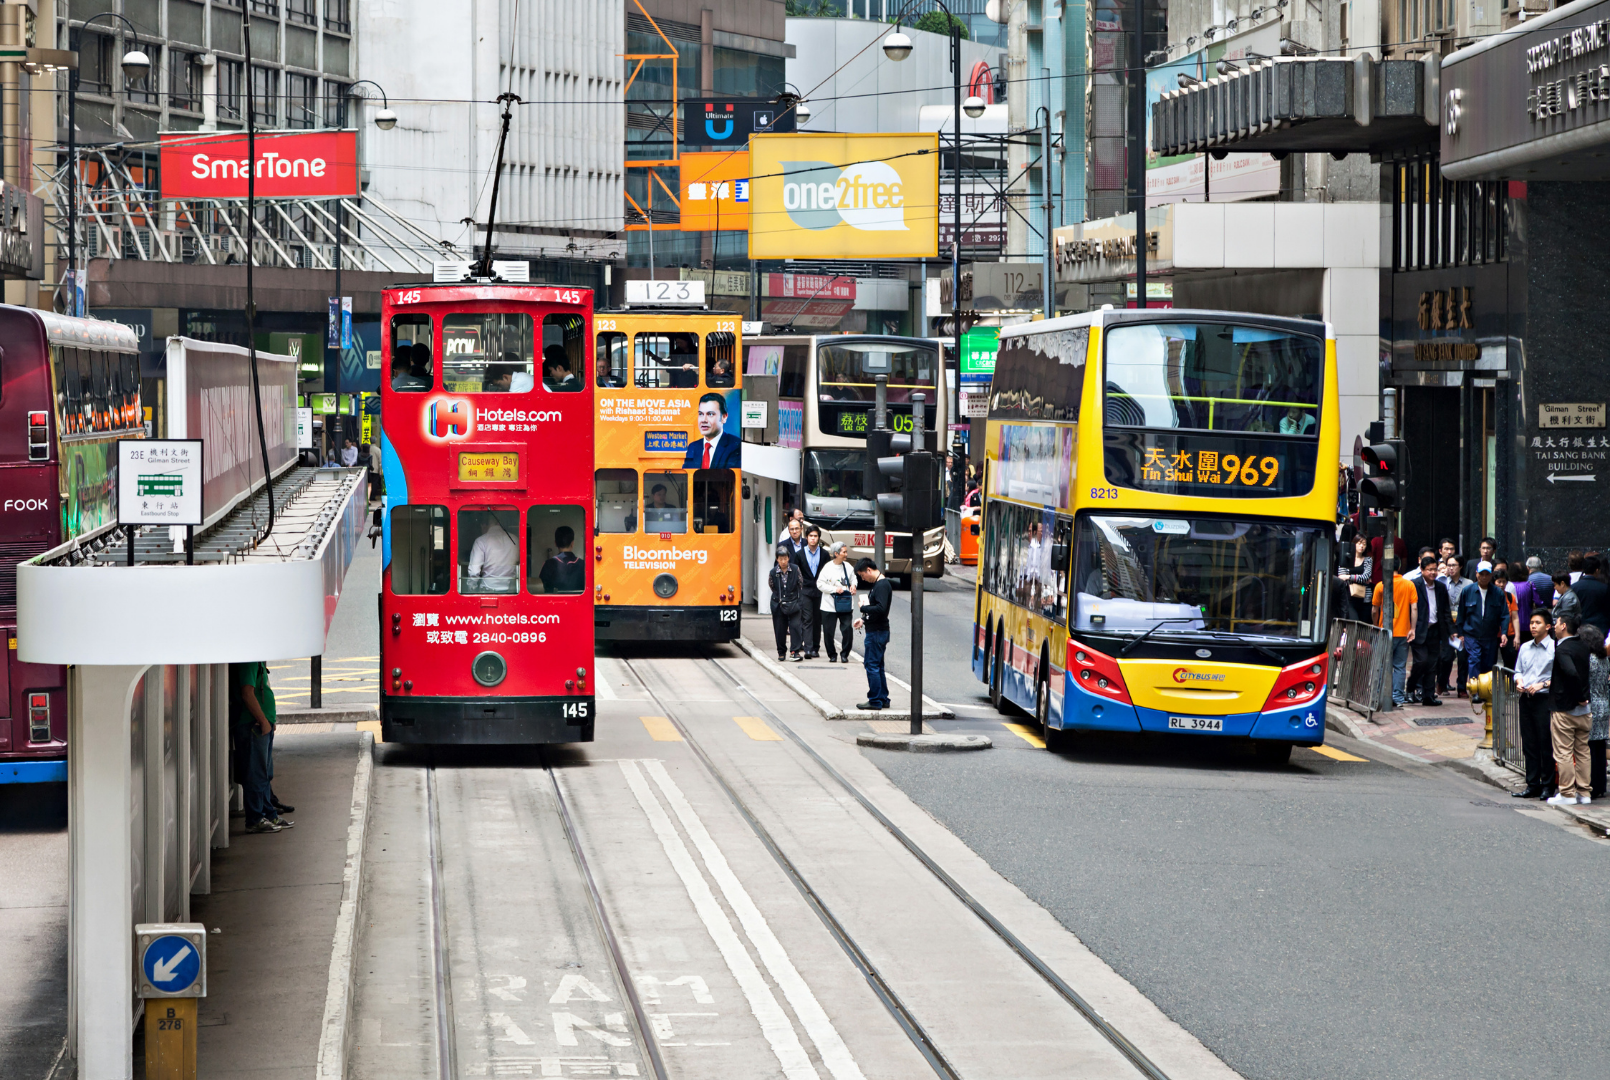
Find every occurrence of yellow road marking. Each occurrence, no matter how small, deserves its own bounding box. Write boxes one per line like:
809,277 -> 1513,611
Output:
357,719 -> 383,743
1002,722 -> 1045,748
733,716 -> 781,741
641,716 -> 683,742
1309,744 -> 1368,762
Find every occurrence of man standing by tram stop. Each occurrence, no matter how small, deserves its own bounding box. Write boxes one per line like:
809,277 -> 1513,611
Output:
853,558 -> 894,711
1459,561 -> 1510,677
1373,566 -> 1418,706
230,661 -> 292,833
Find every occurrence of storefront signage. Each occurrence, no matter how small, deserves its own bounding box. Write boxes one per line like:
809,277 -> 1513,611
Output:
158,130 -> 360,199
682,97 -> 794,149
1056,231 -> 1160,269
1540,402 -> 1607,428
959,326 -> 999,379
118,440 -> 203,526
679,151 -> 750,232
1418,287 -> 1473,330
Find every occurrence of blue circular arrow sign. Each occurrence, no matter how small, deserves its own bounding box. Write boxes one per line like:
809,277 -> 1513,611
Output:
142,935 -> 200,994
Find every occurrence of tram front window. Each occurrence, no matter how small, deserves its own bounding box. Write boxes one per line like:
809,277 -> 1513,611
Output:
457,506 -> 521,593
441,313 -> 534,393
643,472 -> 689,533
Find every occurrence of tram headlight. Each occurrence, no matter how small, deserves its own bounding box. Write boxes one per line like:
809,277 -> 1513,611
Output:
653,572 -> 679,599
472,650 -> 508,687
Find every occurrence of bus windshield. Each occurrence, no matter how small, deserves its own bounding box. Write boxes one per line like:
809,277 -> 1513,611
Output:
804,448 -> 873,525
1104,322 -> 1322,436
818,340 -> 937,404
1072,514 -> 1329,642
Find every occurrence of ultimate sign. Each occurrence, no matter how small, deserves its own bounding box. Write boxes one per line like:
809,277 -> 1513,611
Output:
158,130 -> 360,199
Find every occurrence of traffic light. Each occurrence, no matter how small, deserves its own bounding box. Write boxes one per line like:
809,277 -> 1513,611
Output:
875,432 -> 943,532
865,429 -> 895,496
1360,438 -> 1408,511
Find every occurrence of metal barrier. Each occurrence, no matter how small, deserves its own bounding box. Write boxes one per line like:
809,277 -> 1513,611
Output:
1489,664 -> 1525,772
1327,619 -> 1395,717
944,506 -> 962,557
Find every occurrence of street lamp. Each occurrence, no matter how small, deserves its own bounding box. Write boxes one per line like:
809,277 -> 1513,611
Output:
349,80 -> 397,130
882,4 -> 968,337
62,13 -> 149,315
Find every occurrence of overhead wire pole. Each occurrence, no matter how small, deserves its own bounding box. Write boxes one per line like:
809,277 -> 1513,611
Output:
1130,0 -> 1147,310
242,4 -> 275,545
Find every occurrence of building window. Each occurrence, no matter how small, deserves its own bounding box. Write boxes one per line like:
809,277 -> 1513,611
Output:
325,0 -> 352,33
250,0 -> 280,15
74,32 -> 117,97
125,44 -> 161,104
323,81 -> 350,128
286,73 -> 317,129
170,51 -> 203,112
288,0 -> 317,26
219,60 -> 245,120
250,65 -> 279,126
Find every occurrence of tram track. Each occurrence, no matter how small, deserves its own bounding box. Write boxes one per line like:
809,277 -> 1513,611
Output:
619,650 -> 1174,1080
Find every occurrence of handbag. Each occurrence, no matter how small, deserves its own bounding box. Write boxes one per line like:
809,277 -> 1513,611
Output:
834,565 -> 853,613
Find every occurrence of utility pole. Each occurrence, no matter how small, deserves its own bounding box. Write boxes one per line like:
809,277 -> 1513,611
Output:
950,23 -> 962,335
873,374 -> 887,573
1041,107 -> 1054,318
1130,0 -> 1147,309
909,393 -> 926,736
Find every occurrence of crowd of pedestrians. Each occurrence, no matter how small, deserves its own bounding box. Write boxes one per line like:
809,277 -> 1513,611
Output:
1345,538 -> 1609,805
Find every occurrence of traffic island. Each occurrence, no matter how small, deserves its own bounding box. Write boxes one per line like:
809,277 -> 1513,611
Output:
856,732 -> 992,752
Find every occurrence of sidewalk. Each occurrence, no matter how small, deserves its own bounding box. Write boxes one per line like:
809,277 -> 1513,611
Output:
734,636 -> 953,725
1326,697 -> 1610,835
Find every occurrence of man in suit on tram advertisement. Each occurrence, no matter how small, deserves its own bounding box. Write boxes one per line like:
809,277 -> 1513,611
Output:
683,391 -> 742,469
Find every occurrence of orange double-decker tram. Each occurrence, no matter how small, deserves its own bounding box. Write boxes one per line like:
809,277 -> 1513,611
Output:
592,301 -> 742,641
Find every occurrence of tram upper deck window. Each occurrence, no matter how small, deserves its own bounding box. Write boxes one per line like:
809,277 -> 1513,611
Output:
818,341 -> 936,404
643,471 -> 689,534
528,505 -> 588,594
458,506 -> 521,593
542,313 -> 586,392
390,314 -> 434,392
595,469 -> 638,533
596,331 -> 628,388
389,505 -> 451,594
1103,322 -> 1322,435
635,332 -> 700,389
706,331 -> 735,387
441,313 -> 534,393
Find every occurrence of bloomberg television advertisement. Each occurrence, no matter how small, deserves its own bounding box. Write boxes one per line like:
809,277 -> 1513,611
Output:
158,130 -> 360,199
748,133 -> 939,260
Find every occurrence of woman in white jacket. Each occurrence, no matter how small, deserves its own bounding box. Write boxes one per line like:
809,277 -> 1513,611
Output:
816,542 -> 857,663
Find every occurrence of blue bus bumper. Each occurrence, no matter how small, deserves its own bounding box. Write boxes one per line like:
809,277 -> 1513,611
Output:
1,759 -> 67,784
1056,681 -> 1326,744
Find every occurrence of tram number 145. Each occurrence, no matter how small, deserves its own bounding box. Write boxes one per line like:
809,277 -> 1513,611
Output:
563,702 -> 590,719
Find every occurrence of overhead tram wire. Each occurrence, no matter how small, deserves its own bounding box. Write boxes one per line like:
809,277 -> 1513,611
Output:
242,2 -> 275,548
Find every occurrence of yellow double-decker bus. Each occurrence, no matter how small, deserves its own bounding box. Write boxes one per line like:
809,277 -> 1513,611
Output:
974,309 -> 1339,762
592,307 -> 743,641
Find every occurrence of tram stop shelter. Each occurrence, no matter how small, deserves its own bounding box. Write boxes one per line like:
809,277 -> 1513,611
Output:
15,455 -> 367,1079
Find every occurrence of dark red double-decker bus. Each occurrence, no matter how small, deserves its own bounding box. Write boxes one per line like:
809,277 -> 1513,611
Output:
379,282 -> 596,743
1,307 -> 141,782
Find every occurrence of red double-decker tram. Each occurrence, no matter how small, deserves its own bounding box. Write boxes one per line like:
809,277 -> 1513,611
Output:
380,282 -> 596,744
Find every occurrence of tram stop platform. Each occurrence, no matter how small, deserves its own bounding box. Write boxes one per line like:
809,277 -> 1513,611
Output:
732,630 -> 955,724
16,464 -> 369,1080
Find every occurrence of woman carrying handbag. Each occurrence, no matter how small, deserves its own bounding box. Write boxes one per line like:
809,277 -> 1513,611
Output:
816,542 -> 857,663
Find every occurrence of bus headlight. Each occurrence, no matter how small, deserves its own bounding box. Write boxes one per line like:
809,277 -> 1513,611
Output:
472,651 -> 507,687
653,573 -> 679,599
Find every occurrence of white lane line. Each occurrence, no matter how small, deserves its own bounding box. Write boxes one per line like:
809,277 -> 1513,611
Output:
618,760 -> 821,1080
644,760 -> 867,1080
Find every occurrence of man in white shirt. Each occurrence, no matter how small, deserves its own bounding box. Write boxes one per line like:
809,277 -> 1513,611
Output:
467,514 -> 519,592
340,438 -> 359,467
1513,609 -> 1557,799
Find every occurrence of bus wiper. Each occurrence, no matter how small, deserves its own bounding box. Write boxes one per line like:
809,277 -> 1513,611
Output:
1117,618 -> 1200,658
1195,631 -> 1290,666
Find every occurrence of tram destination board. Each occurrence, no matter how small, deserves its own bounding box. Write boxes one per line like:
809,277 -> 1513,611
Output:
1103,431 -> 1317,499
457,451 -> 521,483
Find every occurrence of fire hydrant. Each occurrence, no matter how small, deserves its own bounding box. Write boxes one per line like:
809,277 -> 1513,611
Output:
1467,670 -> 1498,750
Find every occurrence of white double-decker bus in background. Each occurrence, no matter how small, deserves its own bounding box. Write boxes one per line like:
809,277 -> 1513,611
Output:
743,334 -> 947,587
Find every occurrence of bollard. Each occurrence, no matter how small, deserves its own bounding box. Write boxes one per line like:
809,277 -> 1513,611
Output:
136,923 -> 207,1080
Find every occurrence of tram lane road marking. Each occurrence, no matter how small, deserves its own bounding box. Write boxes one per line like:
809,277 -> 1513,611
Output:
641,716 -> 684,742
618,760 -> 823,1080
1307,744 -> 1369,762
1002,722 -> 1046,748
732,716 -> 783,741
642,759 -> 867,1080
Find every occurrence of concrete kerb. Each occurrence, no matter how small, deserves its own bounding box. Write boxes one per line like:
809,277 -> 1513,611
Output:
314,729 -> 375,1080
278,705 -> 379,726
856,732 -> 993,752
732,635 -> 954,721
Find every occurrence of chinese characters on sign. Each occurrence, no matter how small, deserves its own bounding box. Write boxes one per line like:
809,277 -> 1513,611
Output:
118,440 -> 204,525
1417,287 -> 1473,331
1540,402 -> 1607,428
1526,20 -> 1610,121
456,452 -> 520,483
1138,448 -> 1281,488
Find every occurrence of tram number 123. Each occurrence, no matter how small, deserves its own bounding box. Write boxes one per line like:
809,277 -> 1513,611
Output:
562,702 -> 590,719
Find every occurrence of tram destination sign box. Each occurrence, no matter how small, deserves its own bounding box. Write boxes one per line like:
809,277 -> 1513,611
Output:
118,440 -> 203,526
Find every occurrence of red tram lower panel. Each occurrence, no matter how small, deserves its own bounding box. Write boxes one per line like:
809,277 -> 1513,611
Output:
380,694 -> 595,744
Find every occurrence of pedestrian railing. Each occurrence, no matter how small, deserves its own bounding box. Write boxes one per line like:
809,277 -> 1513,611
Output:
1488,664 -> 1524,772
1327,619 -> 1395,717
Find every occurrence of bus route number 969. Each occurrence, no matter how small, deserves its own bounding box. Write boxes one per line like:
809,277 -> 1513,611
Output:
472,631 -> 547,644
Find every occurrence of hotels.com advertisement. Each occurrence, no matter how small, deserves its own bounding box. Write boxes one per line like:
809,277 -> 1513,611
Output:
158,130 -> 359,199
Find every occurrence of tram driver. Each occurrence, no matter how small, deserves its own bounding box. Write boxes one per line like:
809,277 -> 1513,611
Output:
465,512 -> 519,593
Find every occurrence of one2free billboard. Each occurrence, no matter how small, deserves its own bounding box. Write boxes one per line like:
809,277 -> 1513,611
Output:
158,130 -> 359,199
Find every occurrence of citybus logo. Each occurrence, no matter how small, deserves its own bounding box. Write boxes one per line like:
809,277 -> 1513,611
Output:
1173,668 -> 1227,684
426,398 -> 473,440
780,160 -> 909,232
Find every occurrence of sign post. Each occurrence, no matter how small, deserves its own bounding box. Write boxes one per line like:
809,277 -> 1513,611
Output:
118,440 -> 204,566
136,922 -> 207,1080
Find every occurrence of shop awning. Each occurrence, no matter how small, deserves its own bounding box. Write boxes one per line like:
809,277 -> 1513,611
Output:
1150,55 -> 1440,158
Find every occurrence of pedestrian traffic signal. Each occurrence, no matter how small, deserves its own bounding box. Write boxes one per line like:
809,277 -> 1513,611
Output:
1361,439 -> 1408,511
876,445 -> 943,532
865,429 -> 895,496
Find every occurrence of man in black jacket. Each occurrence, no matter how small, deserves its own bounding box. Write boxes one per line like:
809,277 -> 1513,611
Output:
1409,553 -> 1451,706
768,545 -> 806,662
1549,612 -> 1595,806
853,557 -> 894,710
1569,555 -> 1610,632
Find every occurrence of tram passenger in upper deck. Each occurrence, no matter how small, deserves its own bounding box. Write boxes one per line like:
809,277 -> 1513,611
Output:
543,346 -> 582,392
708,354 -> 735,388
596,350 -> 625,388
392,342 -> 433,391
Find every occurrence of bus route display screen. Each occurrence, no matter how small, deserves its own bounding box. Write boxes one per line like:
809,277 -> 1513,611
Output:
1103,432 -> 1315,499
824,404 -> 926,437
457,452 -> 521,483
